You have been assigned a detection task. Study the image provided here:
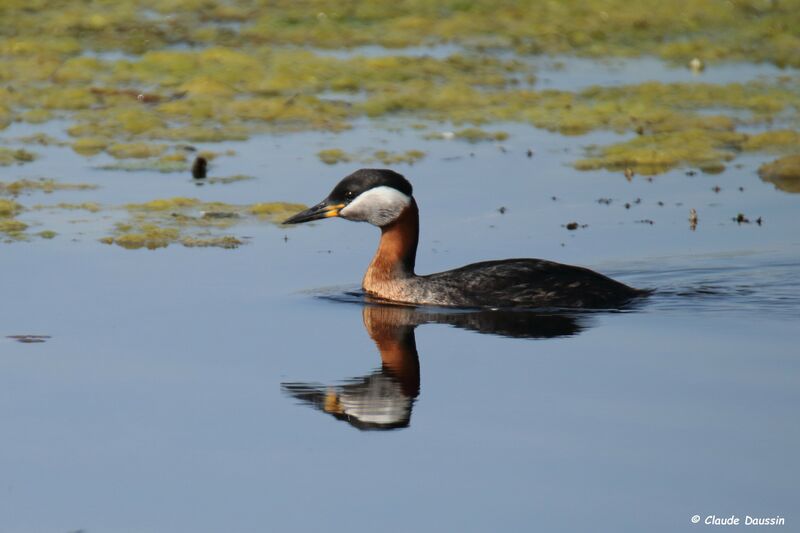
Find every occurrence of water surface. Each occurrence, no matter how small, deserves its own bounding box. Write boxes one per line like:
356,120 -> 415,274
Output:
1,56 -> 798,533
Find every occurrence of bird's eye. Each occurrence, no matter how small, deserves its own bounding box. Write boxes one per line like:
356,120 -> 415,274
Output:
344,191 -> 355,200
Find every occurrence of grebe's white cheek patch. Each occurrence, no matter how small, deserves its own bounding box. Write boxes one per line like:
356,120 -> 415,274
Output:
340,186 -> 411,227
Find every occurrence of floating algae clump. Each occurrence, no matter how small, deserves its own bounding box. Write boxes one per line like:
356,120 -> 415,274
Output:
0,199 -> 27,238
72,137 -> 110,155
0,219 -> 28,236
21,109 -> 54,123
102,198 -> 308,249
0,148 -> 36,166
126,197 -> 201,211
204,174 -> 255,185
250,202 -> 308,222
98,157 -> 190,173
101,224 -> 181,250
742,130 -> 800,153
432,128 -> 509,143
11,133 -> 65,146
317,148 -> 425,166
34,202 -> 103,213
0,199 -> 22,217
0,179 -> 97,196
372,149 -> 426,165
3,0 -> 800,176
575,129 -> 746,175
318,149 -> 351,165
180,235 -> 243,249
758,155 -> 800,193
106,142 -> 168,159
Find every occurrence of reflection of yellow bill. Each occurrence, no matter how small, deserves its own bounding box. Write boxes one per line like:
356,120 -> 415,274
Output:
323,389 -> 343,414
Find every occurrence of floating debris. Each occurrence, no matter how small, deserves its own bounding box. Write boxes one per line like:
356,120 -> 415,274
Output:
563,222 -> 587,230
7,335 -> 50,343
191,156 -> 208,179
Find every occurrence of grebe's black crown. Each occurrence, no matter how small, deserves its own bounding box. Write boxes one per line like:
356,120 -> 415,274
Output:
328,168 -> 413,204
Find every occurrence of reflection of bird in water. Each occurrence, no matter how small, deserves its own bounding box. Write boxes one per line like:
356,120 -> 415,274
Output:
281,304 -> 583,431
284,169 -> 648,308
282,305 -> 420,431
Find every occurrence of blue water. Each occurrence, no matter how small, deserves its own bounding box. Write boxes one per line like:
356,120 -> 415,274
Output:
1,57 -> 799,533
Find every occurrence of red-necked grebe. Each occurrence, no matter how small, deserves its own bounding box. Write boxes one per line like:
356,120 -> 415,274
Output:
284,169 -> 647,308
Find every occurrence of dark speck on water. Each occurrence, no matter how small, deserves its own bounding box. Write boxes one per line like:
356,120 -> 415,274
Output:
6,335 -> 50,343
191,156 -> 208,179
564,222 -> 588,230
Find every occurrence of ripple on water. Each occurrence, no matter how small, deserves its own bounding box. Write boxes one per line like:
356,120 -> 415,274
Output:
617,250 -> 800,319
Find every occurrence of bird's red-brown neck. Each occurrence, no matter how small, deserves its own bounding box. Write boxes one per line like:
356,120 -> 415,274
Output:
363,198 -> 419,294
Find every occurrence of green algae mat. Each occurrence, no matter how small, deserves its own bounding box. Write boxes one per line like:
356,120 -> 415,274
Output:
1,0 -> 799,246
